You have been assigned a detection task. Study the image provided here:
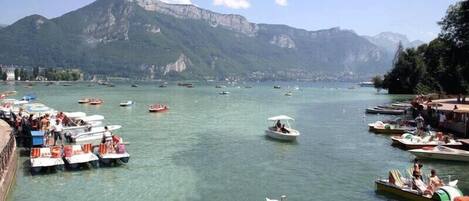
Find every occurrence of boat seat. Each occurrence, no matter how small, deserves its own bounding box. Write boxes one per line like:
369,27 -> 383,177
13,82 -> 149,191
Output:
72,145 -> 82,151
390,169 -> 405,187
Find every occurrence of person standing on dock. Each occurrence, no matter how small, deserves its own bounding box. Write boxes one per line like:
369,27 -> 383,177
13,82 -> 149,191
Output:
50,119 -> 65,146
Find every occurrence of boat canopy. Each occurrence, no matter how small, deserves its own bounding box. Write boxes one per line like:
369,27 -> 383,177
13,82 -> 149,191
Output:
268,115 -> 295,121
78,115 -> 105,122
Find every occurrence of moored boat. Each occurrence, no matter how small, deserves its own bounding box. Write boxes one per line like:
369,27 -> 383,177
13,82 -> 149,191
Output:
219,91 -> 230,95
97,138 -> 130,165
409,146 -> 469,162
63,144 -> 99,168
391,133 -> 463,150
69,125 -> 122,144
376,169 -> 465,201
30,147 -> 65,173
149,104 -> 168,112
368,121 -> 415,134
265,115 -> 300,141
366,107 -> 405,115
273,85 -> 281,89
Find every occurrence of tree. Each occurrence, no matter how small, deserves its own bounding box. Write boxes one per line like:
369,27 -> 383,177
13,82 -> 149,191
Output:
439,0 -> 469,92
14,69 -> 19,80
372,75 -> 384,92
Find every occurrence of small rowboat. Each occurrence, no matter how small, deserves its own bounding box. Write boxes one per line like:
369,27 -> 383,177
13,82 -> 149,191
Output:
149,104 -> 169,112
89,99 -> 104,105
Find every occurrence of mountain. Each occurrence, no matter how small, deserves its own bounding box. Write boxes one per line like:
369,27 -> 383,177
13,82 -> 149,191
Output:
0,0 -> 392,80
364,32 -> 425,55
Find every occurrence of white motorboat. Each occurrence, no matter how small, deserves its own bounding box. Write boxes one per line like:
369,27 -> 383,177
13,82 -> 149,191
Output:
76,114 -> 104,122
60,114 -> 104,133
409,146 -> 469,162
64,112 -> 87,119
120,101 -> 134,107
285,91 -> 293,96
69,125 -> 122,144
391,133 -> 463,150
265,115 -> 300,141
219,91 -> 230,95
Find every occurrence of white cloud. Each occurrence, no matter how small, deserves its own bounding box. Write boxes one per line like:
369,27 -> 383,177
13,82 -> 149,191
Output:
213,0 -> 250,9
160,0 -> 193,4
275,0 -> 288,6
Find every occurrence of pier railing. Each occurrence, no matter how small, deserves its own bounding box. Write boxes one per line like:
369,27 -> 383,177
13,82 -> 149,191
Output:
0,133 -> 15,181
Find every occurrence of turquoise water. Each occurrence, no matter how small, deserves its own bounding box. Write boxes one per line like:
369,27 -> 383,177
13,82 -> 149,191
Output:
4,82 -> 469,201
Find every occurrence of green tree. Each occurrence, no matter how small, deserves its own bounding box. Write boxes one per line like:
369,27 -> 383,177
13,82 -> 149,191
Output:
439,0 -> 469,93
372,75 -> 384,92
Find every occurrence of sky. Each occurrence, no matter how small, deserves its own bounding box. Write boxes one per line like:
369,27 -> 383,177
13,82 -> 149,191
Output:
0,0 -> 460,42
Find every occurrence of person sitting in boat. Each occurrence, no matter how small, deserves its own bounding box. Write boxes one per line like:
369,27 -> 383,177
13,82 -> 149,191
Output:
276,120 -> 281,130
103,126 -> 115,153
281,124 -> 290,134
428,169 -> 444,191
413,174 -> 432,196
413,159 -> 422,178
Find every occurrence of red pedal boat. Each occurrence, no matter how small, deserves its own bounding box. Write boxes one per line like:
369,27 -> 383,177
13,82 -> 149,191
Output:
149,104 -> 168,112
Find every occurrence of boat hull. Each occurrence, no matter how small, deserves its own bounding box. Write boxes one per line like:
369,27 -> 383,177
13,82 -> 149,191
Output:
149,108 -> 168,112
375,180 -> 433,201
370,127 -> 409,134
391,137 -> 464,150
409,149 -> 469,162
366,108 -> 405,115
265,130 -> 299,141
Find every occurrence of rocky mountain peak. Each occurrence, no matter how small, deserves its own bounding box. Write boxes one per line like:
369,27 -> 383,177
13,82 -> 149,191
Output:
128,0 -> 258,36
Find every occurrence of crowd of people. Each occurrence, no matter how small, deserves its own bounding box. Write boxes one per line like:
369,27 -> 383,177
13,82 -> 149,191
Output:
7,110 -> 95,147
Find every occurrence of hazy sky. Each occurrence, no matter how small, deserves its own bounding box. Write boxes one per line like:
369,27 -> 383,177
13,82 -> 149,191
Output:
0,0 -> 460,42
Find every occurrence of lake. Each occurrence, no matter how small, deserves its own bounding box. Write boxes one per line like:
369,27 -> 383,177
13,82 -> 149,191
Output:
4,82 -> 469,201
